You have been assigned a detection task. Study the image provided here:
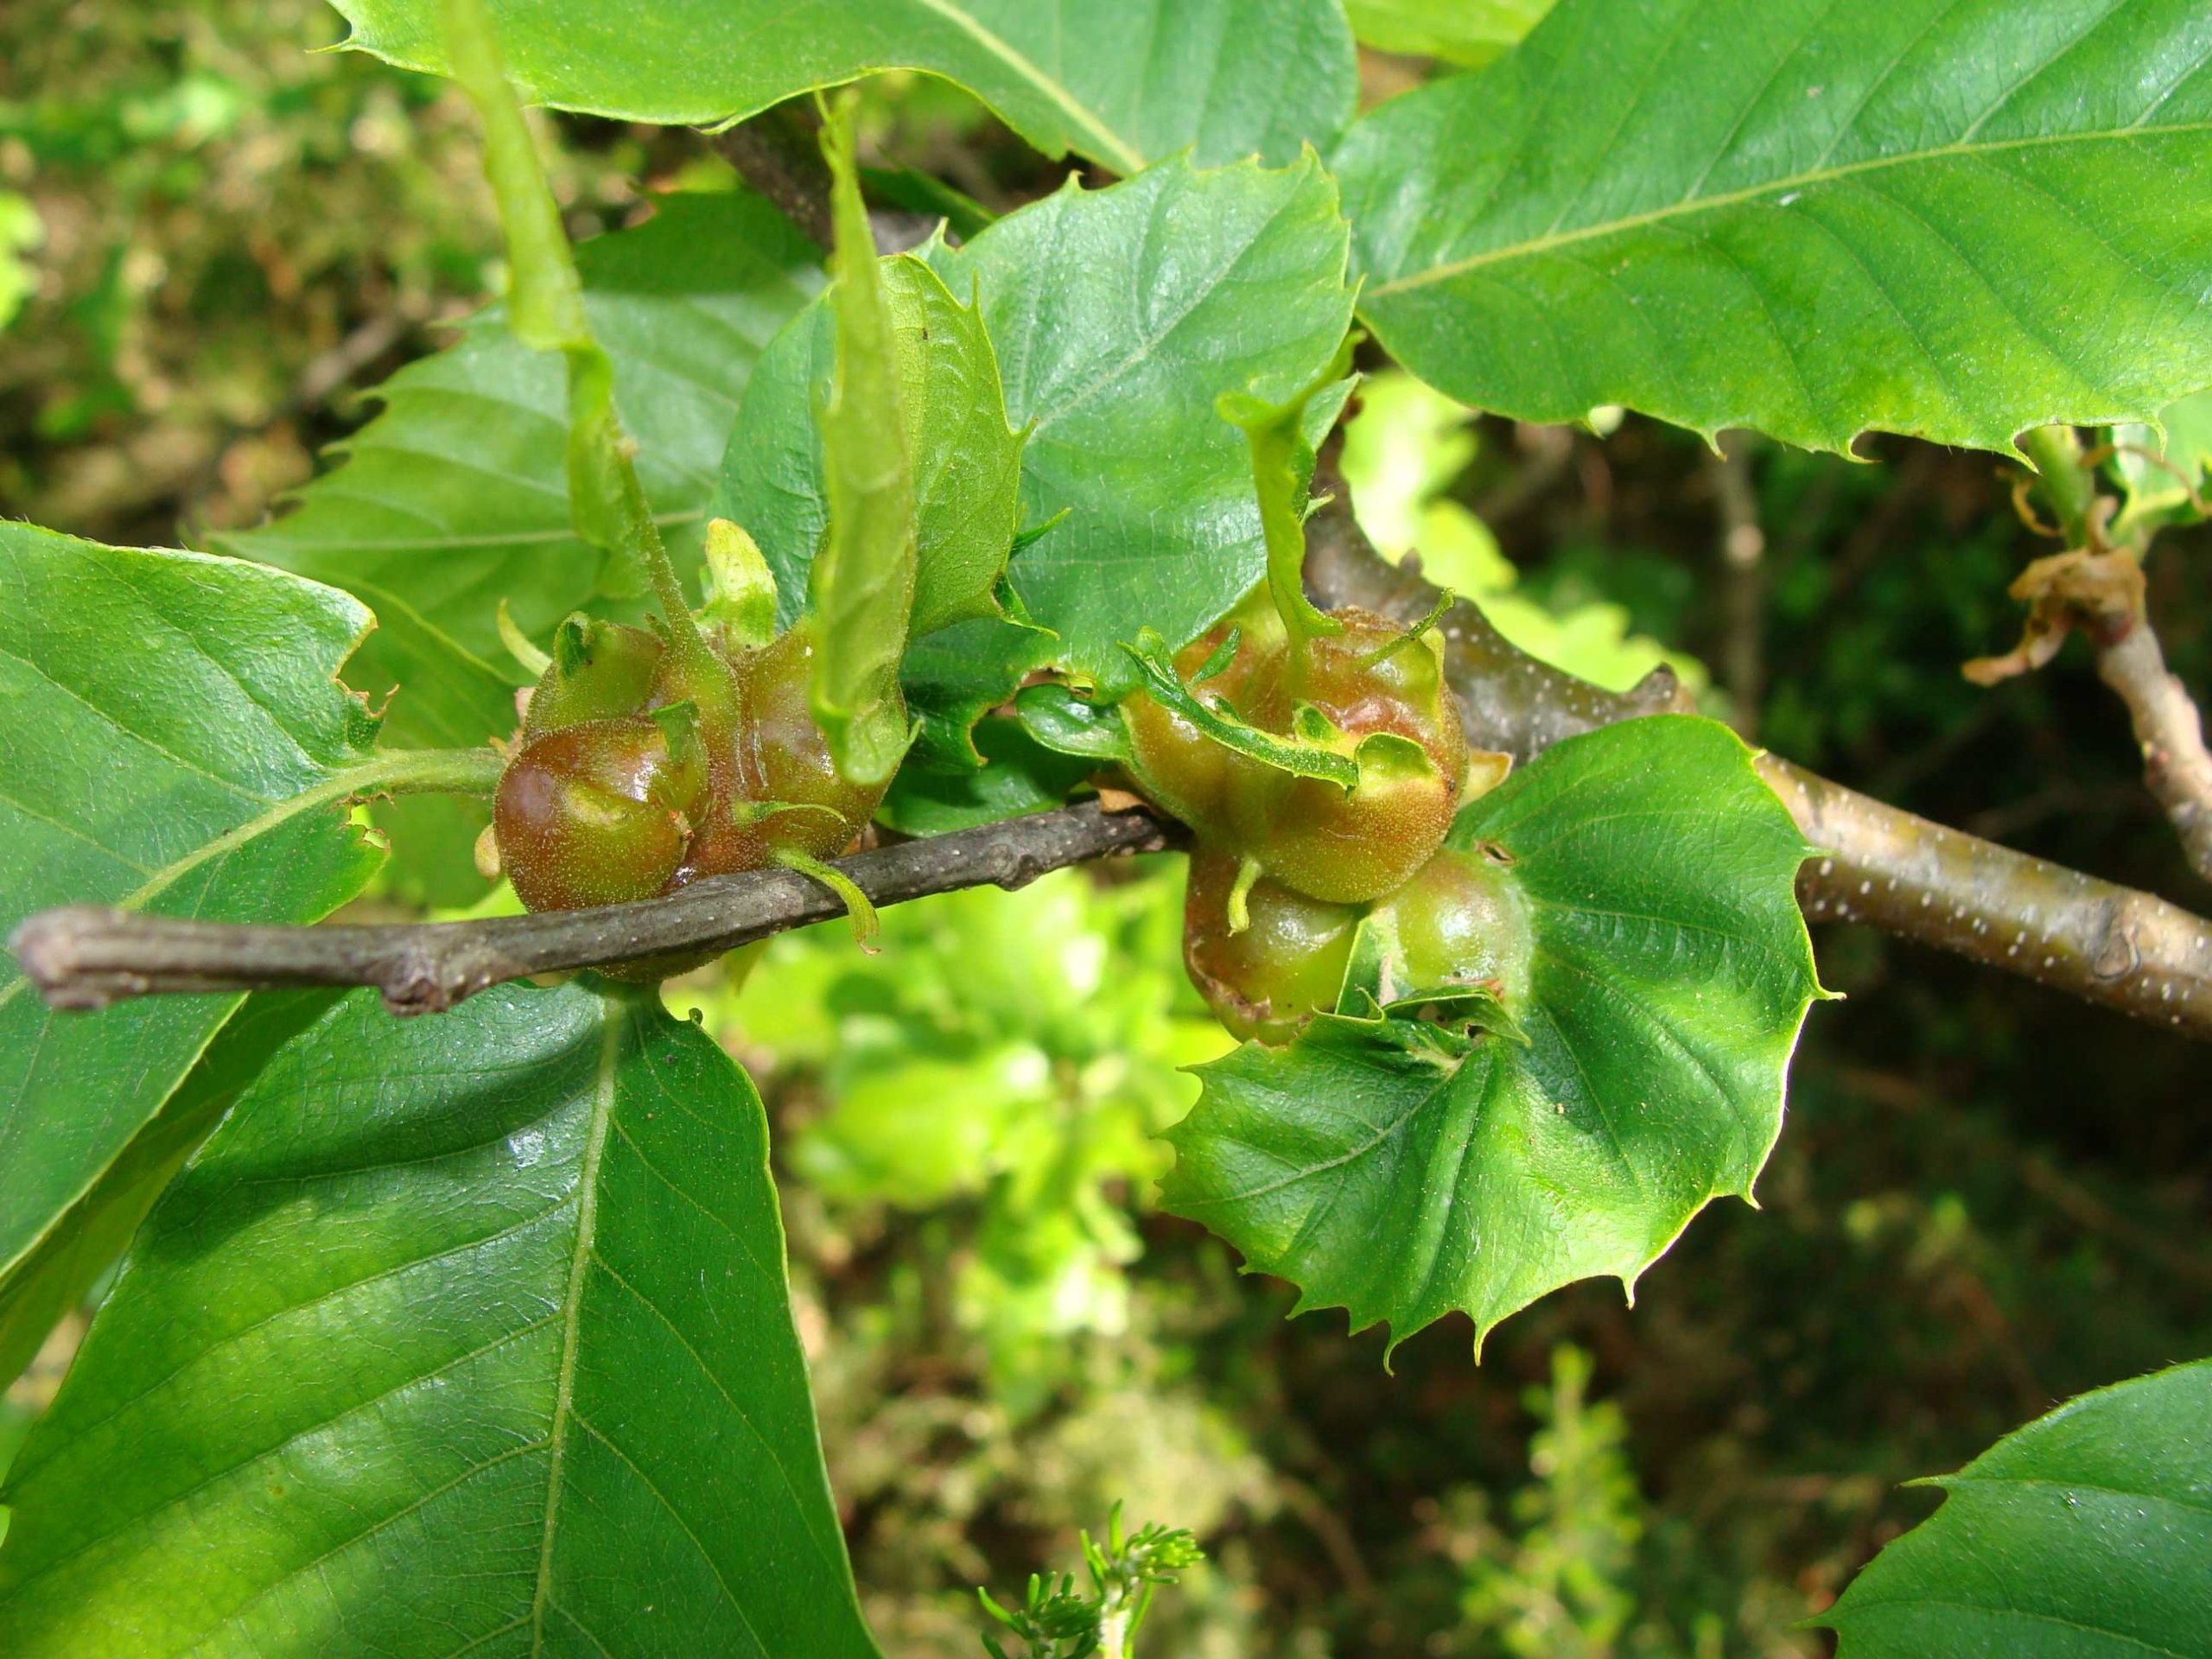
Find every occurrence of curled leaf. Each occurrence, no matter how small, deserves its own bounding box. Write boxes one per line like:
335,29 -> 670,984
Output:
808,90 -> 918,789
494,598 -> 550,677
774,845 -> 880,950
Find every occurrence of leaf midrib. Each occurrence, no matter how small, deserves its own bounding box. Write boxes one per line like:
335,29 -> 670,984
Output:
528,1006 -> 621,1652
1369,120 -> 2212,297
905,0 -> 1146,174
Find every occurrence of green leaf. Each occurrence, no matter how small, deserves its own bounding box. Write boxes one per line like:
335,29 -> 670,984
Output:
0,527 -> 398,1386
880,717 -> 1096,836
1344,0 -> 1553,67
0,993 -> 340,1414
1016,683 -> 1133,764
923,154 -> 1358,692
443,0 -> 709,652
716,252 -> 1026,642
1160,715 -> 1821,1355
219,193 -> 823,754
1816,1358 -> 2212,1657
0,982 -> 879,1657
811,94 -> 918,789
442,0 -> 590,356
2110,387 -> 2212,536
1338,0 -> 2212,455
331,0 -> 1355,171
903,617 -> 1058,772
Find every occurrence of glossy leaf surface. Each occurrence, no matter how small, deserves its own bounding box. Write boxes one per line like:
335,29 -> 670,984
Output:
717,253 -> 1025,643
1818,1358 -> 2212,1656
923,155 -> 1357,692
1161,716 -> 1822,1353
1339,0 -> 2212,454
880,718 -> 1096,836
332,0 -> 1355,170
0,982 -> 876,1657
1016,683 -> 1133,764
0,527 -> 389,1387
901,617 -> 1058,772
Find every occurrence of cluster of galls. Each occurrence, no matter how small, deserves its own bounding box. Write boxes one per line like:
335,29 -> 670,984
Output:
490,607 -> 889,979
1124,604 -> 1529,1044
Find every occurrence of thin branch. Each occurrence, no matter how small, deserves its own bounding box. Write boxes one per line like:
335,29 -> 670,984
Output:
1300,466 -> 2212,1042
1982,426 -> 2212,881
1302,455 -> 1694,760
711,99 -> 835,249
1770,755 -> 2212,1034
710,99 -> 939,255
2097,616 -> 2212,880
14,127 -> 2212,1039
11,802 -> 1181,1016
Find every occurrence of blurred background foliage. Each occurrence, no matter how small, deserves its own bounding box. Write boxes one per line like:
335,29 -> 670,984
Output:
4,5 -> 2210,1655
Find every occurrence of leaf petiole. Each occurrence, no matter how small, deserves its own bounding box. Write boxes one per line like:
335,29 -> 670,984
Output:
495,599 -> 552,677
1217,330 -> 1362,674
344,745 -> 508,800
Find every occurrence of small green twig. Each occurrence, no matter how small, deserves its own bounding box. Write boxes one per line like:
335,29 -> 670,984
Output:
2017,424 -> 2104,551
1217,333 -> 1361,674
440,0 -> 707,658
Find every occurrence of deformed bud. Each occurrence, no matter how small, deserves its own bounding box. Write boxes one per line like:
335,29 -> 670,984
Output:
1383,845 -> 1535,1010
494,715 -> 709,912
1124,604 -> 1471,906
524,614 -> 664,735
1182,846 -> 1359,1044
698,518 -> 780,651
